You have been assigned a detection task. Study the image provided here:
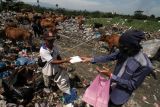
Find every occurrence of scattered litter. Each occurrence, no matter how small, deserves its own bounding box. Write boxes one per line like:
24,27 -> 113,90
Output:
142,96 -> 151,104
141,39 -> 160,58
0,10 -> 159,107
153,95 -> 158,101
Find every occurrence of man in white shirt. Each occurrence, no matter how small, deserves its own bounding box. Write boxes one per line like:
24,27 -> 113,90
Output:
39,31 -> 70,94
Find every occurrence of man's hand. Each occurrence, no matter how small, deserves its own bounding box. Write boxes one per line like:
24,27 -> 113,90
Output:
51,58 -> 71,64
64,58 -> 71,63
96,66 -> 112,77
81,57 -> 93,63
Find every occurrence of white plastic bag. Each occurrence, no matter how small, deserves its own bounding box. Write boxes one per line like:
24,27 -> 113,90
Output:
141,39 -> 160,57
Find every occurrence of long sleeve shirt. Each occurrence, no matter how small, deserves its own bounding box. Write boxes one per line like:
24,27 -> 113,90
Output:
91,51 -> 153,92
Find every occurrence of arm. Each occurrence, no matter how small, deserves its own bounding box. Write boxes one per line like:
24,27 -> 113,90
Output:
111,67 -> 152,91
57,55 -> 62,60
51,47 -> 69,64
50,58 -> 69,64
92,51 -> 119,64
40,49 -> 69,65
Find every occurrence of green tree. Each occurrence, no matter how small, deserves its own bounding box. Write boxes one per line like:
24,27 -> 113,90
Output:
5,0 -> 17,11
133,10 -> 148,20
134,10 -> 143,19
150,14 -> 155,19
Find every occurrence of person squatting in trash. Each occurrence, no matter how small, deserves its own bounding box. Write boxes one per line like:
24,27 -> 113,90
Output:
39,31 -> 74,98
81,30 -> 154,107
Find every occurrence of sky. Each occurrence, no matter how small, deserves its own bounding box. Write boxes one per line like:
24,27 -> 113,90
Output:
21,0 -> 160,17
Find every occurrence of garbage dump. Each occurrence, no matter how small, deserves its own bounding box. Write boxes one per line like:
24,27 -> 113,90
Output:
0,11 -> 159,107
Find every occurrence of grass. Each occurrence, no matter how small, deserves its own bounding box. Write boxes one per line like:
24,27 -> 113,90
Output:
86,17 -> 160,32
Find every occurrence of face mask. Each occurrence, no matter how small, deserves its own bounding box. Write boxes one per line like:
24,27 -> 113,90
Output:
119,44 -> 127,54
48,39 -> 55,44
46,39 -> 55,49
119,44 -> 141,57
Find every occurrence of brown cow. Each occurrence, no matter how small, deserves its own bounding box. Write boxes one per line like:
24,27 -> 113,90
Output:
40,17 -> 60,35
55,15 -> 67,23
40,18 -> 56,28
76,16 -> 85,29
15,13 -> 30,24
26,12 -> 34,22
4,26 -> 32,45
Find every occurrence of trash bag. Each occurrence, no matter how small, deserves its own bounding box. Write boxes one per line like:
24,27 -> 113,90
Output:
152,48 -> 160,61
2,81 -> 34,105
0,62 -> 6,69
34,77 -> 45,92
15,57 -> 35,66
94,23 -> 103,29
141,39 -> 160,58
62,88 -> 78,104
0,70 -> 12,79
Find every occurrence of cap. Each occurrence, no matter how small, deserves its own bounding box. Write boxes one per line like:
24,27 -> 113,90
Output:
42,31 -> 56,40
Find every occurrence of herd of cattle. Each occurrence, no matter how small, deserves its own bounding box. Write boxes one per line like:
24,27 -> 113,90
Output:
0,11 -> 85,46
1,10 -> 159,47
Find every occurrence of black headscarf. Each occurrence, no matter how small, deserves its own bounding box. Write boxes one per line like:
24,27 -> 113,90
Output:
119,30 -> 145,59
120,30 -> 145,47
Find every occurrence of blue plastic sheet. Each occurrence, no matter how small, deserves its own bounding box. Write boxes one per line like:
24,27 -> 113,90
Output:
0,70 -> 12,79
0,62 -> 6,69
15,57 -> 35,66
62,88 -> 78,104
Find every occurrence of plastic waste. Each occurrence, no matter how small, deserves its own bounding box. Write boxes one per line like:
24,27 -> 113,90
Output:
141,39 -> 160,57
62,88 -> 78,104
